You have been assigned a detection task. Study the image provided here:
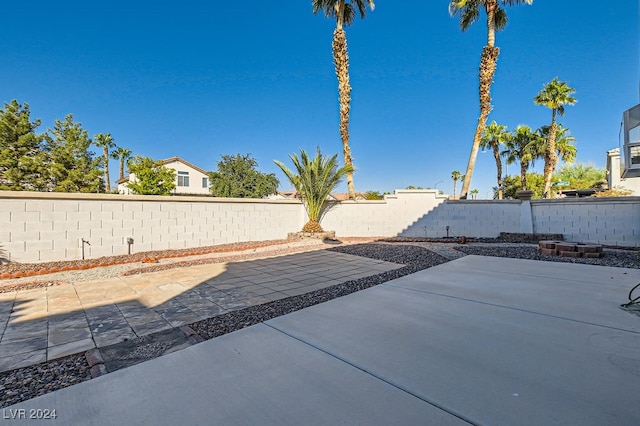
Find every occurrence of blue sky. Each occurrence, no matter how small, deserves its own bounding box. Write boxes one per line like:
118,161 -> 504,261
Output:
2,1 -> 638,198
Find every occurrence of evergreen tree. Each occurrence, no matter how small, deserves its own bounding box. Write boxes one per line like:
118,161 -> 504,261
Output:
0,100 -> 47,191
209,153 -> 279,198
44,114 -> 103,192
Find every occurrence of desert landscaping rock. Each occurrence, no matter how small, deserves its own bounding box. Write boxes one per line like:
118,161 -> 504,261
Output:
456,244 -> 639,269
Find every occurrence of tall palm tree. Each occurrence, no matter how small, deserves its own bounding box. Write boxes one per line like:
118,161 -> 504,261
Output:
534,77 -> 577,198
449,0 -> 533,199
312,0 -> 375,200
502,125 -> 540,191
451,170 -> 461,197
274,147 -> 353,233
480,120 -> 510,199
94,133 -> 116,192
110,147 -> 132,181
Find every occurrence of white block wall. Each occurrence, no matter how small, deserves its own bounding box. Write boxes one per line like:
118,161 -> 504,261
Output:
321,189 -> 447,236
0,192 -> 304,263
532,197 -> 640,246
401,200 -> 522,238
1,191 -> 638,263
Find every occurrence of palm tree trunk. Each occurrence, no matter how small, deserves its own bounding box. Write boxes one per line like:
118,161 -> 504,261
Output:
542,113 -> 558,198
485,0 -> 497,48
119,159 -> 125,181
492,143 -> 503,199
332,27 -> 356,200
460,45 -> 500,199
520,162 -> 528,190
103,148 -> 111,192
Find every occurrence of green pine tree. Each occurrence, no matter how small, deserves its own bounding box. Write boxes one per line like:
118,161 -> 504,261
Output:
0,100 -> 47,191
44,114 -> 103,192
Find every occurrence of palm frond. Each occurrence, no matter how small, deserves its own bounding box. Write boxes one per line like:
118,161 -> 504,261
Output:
494,8 -> 508,30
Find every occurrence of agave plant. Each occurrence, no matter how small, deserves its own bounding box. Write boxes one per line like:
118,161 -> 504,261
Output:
275,147 -> 353,233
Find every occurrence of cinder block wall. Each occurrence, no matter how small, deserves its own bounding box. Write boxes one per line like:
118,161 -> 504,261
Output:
1,191 -> 638,263
321,189 -> 448,236
0,192 -> 304,263
532,197 -> 640,246
400,200 -> 522,238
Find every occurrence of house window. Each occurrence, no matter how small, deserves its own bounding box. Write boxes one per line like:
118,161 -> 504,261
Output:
202,177 -> 209,188
629,125 -> 640,144
630,145 -> 640,167
177,171 -> 190,187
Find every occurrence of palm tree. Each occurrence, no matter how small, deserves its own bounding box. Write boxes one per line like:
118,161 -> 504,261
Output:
449,0 -> 533,199
312,0 -> 375,200
538,124 -> 576,166
94,133 -> 116,191
274,147 -> 353,233
451,170 -> 462,197
470,188 -> 479,199
502,125 -> 540,191
110,147 -> 132,181
480,120 -> 510,199
534,77 -> 577,198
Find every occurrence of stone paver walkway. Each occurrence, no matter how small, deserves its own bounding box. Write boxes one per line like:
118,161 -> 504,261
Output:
0,249 -> 403,373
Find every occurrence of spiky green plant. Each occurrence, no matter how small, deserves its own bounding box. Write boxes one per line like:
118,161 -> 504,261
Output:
275,147 -> 353,233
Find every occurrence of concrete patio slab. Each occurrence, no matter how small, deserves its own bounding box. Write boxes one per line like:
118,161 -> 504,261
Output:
5,255 -> 639,425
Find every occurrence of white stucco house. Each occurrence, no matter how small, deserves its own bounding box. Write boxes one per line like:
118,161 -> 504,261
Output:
606,104 -> 640,196
117,157 -> 210,195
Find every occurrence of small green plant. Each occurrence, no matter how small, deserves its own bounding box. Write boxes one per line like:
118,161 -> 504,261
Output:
275,147 -> 353,233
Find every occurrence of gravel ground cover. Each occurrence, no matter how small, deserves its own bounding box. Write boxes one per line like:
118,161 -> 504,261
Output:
1,241 -> 638,408
455,244 -> 640,269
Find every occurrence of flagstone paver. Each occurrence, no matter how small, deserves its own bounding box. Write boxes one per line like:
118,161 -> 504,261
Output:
0,249 -> 404,373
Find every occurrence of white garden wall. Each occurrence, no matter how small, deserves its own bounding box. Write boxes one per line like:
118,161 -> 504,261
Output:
398,200 -> 522,238
0,192 -> 304,263
0,190 -> 638,263
531,198 -> 640,246
321,189 -> 448,237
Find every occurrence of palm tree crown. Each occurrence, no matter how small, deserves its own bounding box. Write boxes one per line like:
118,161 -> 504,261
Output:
538,124 -> 577,165
534,77 -> 577,117
312,0 -> 374,29
110,147 -> 132,181
451,170 -> 461,197
275,147 -> 353,233
502,125 -> 540,191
